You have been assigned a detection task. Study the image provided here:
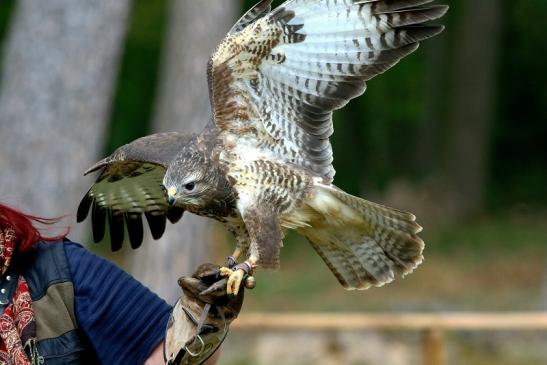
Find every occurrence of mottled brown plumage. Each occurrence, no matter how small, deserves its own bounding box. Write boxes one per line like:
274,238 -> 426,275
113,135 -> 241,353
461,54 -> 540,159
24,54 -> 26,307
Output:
79,0 -> 447,291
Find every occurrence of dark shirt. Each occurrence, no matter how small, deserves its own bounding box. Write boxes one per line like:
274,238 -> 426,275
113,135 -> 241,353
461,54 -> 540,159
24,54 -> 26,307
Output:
64,241 -> 172,365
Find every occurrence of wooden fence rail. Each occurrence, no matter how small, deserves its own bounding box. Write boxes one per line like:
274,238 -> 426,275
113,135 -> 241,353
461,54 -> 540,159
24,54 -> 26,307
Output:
232,312 -> 547,365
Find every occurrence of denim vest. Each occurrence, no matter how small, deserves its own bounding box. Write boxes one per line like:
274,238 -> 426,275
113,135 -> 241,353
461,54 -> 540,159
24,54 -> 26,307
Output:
0,241 -> 98,364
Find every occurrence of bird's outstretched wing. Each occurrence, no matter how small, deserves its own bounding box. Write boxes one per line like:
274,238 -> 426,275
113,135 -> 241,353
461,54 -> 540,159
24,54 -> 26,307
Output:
228,0 -> 272,35
77,132 -> 193,251
208,0 -> 447,181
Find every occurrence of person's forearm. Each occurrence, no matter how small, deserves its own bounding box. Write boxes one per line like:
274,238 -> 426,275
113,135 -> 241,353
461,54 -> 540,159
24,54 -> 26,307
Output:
143,342 -> 165,365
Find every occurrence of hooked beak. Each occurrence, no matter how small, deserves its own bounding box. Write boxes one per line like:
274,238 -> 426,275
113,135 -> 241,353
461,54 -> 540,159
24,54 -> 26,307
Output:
167,186 -> 177,206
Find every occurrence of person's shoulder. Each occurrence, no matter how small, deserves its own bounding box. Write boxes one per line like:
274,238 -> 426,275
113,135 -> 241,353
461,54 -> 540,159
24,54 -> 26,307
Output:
24,239 -> 68,268
62,239 -> 87,259
61,238 -> 86,252
22,239 -> 72,299
25,239 -> 97,288
30,238 -> 66,253
25,238 -> 82,266
62,239 -> 109,267
61,239 -> 114,279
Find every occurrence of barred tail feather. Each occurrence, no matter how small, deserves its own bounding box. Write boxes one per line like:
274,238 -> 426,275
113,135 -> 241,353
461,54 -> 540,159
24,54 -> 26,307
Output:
300,183 -> 423,290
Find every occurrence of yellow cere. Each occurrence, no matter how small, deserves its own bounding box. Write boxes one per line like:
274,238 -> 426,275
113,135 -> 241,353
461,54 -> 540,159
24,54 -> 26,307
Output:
167,187 -> 177,197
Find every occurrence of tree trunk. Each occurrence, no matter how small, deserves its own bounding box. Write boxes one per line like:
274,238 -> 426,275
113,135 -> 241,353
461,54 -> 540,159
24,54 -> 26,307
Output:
0,0 -> 132,239
440,0 -> 502,217
127,0 -> 238,302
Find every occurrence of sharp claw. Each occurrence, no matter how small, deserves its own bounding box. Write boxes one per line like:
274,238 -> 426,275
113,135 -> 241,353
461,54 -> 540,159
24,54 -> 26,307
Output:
226,269 -> 245,296
219,266 -> 233,277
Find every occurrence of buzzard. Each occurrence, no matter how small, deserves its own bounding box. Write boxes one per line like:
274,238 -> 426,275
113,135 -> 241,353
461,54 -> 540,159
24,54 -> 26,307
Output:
78,0 -> 447,295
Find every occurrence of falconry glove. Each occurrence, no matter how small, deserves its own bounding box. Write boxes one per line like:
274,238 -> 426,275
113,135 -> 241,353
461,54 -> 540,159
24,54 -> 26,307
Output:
164,263 -> 245,365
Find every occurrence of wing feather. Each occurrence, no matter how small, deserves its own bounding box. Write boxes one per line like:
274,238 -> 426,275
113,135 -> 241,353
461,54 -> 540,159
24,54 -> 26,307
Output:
78,132 -> 193,250
208,0 -> 447,181
91,200 -> 106,243
229,0 -> 273,34
125,213 -> 144,249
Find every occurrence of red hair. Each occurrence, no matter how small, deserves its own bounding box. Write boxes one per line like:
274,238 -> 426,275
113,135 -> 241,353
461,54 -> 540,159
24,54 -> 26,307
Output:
0,203 -> 67,253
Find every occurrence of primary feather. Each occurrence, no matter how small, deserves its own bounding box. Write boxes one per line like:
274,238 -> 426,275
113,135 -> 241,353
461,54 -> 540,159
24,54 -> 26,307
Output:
209,0 -> 447,182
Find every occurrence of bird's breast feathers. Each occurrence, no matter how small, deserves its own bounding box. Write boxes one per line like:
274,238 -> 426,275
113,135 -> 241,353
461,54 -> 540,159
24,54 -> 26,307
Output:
227,155 -> 314,223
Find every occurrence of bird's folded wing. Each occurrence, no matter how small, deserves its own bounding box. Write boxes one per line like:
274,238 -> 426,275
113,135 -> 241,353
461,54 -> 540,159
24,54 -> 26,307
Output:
78,132 -> 191,251
208,0 -> 447,182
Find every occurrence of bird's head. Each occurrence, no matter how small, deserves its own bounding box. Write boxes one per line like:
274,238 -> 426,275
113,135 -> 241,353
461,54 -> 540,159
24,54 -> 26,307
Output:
163,145 -> 235,216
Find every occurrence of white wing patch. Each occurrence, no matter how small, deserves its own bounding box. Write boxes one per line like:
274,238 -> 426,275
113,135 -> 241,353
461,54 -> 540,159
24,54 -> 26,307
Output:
209,0 -> 447,183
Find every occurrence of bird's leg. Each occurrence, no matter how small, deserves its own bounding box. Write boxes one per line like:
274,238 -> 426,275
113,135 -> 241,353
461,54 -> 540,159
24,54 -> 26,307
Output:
225,247 -> 243,268
219,256 -> 257,296
218,246 -> 243,279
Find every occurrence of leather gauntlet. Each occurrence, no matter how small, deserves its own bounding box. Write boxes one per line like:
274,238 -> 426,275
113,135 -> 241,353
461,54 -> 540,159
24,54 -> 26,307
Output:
164,263 -> 244,365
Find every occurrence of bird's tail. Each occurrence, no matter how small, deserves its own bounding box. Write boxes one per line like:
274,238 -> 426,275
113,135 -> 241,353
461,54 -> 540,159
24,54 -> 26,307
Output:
299,181 -> 423,290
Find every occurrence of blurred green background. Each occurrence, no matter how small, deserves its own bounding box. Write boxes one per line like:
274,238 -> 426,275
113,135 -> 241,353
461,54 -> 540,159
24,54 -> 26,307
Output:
2,0 -> 542,208
2,0 -> 543,210
1,0 -> 546,364
113,0 -> 546,208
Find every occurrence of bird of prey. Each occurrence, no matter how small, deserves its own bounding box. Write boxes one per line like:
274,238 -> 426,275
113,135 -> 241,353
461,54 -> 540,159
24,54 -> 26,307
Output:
78,0 -> 447,295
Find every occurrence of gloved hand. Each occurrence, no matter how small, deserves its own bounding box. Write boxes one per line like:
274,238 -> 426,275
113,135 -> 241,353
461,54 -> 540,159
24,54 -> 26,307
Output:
164,263 -> 247,365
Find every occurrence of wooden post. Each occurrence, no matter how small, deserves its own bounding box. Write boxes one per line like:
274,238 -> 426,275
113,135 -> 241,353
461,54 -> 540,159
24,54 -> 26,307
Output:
422,328 -> 445,365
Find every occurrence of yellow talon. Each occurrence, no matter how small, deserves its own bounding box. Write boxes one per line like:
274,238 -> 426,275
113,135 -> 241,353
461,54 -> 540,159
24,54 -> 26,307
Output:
219,266 -> 233,277
226,269 -> 246,296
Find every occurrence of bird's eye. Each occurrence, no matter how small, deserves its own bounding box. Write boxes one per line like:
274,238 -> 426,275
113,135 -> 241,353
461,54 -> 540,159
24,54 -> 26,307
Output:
185,182 -> 195,191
